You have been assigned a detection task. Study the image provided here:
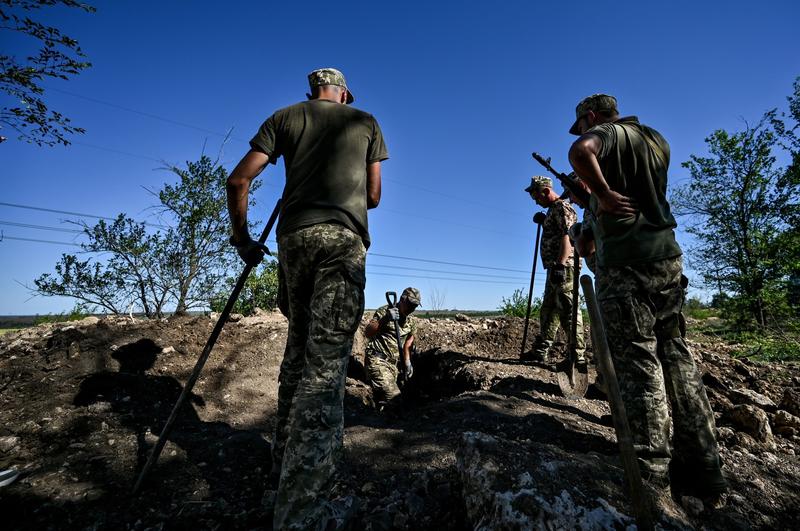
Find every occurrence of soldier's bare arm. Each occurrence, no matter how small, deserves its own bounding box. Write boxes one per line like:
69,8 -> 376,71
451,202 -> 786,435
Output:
568,135 -> 637,217
366,161 -> 382,209
558,234 -> 571,265
226,149 -> 270,243
402,334 -> 414,364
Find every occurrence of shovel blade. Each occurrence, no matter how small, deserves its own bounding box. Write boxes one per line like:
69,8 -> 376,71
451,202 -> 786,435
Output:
557,360 -> 589,398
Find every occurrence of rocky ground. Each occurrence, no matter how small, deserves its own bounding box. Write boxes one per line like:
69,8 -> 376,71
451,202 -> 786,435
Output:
1,311 -> 799,530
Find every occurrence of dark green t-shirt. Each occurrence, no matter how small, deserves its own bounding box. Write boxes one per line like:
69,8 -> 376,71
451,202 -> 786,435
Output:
250,99 -> 388,247
587,116 -> 682,267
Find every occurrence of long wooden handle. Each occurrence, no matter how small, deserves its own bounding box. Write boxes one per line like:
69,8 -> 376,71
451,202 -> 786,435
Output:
580,275 -> 654,531
133,198 -> 281,494
520,222 -> 542,356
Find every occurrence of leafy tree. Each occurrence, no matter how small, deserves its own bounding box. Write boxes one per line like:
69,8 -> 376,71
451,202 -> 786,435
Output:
1,0 -> 94,146
210,260 -> 281,316
674,79 -> 800,328
33,154 -> 257,317
154,156 -> 246,314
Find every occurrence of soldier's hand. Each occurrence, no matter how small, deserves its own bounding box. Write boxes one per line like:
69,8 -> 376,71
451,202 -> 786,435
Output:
533,212 -> 547,225
551,264 -> 567,284
230,235 -> 270,267
386,307 -> 400,321
596,189 -> 638,217
404,360 -> 414,379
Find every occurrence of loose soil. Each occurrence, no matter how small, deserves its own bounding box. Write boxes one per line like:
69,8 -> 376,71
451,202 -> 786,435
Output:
1,312 -> 799,529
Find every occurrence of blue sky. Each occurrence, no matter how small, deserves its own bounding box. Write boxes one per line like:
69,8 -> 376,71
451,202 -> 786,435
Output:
2,0 -> 799,314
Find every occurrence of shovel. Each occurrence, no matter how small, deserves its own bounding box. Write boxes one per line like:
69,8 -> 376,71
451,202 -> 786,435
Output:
520,215 -> 544,356
557,249 -> 589,398
132,198 -> 281,495
385,291 -> 407,382
580,275 -> 654,531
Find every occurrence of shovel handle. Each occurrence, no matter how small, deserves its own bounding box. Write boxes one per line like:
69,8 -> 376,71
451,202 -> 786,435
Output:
386,291 -> 398,307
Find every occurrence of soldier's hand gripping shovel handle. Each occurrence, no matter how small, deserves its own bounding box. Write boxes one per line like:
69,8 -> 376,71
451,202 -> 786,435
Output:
520,219 -> 543,356
385,291 -> 406,381
133,198 -> 281,495
580,275 -> 654,531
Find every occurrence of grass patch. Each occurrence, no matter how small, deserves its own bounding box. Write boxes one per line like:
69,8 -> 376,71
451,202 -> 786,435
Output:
0,328 -> 23,336
729,332 -> 800,363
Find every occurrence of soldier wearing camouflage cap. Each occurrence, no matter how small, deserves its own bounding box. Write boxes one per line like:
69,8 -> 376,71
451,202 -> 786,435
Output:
523,176 -> 586,364
364,287 -> 421,410
226,67 -> 388,529
568,94 -> 726,503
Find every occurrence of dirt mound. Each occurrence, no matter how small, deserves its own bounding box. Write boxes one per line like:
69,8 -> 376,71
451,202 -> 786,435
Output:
1,313 -> 799,529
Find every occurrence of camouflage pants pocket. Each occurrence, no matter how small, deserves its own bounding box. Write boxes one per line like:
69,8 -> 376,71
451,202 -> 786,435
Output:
277,264 -> 289,317
600,294 -> 671,462
331,270 -> 365,335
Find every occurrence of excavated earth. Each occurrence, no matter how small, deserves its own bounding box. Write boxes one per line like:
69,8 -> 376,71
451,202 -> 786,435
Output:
1,312 -> 799,530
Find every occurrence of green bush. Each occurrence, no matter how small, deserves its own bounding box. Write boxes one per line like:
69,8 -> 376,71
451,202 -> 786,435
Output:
210,259 -> 280,315
33,304 -> 91,325
731,332 -> 800,362
498,289 -> 541,318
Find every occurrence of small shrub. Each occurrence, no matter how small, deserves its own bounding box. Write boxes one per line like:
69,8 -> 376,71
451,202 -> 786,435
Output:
498,289 -> 541,318
33,305 -> 91,325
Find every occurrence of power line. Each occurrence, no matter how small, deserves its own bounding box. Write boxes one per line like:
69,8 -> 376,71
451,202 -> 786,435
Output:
0,220 -> 84,233
368,262 -> 531,281
367,271 -> 526,285
45,88 -> 530,218
1,203 -> 536,274
47,86 -> 250,143
1,230 -> 542,279
1,235 -> 81,246
0,202 -> 170,229
368,252 -> 530,273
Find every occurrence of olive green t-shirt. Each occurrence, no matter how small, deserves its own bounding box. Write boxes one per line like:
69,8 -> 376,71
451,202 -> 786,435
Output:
366,305 -> 417,361
250,99 -> 388,247
587,116 -> 682,267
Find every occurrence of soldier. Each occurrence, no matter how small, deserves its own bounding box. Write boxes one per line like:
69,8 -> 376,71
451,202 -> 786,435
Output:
565,175 -> 597,273
523,176 -> 586,364
567,94 -> 726,502
363,287 -> 421,410
226,68 -> 388,529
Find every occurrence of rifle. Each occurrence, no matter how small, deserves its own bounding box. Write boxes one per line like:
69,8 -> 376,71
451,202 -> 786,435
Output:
531,152 -> 590,205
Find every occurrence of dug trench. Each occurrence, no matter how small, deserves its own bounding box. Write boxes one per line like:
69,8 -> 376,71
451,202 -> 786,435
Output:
1,313 -> 799,529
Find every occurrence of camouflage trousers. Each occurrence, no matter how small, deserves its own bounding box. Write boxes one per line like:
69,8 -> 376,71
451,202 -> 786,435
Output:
364,349 -> 401,407
272,224 -> 366,530
595,255 -> 721,477
534,266 -> 586,359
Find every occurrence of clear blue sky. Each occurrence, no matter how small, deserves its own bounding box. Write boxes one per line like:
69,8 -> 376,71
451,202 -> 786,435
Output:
2,0 -> 799,314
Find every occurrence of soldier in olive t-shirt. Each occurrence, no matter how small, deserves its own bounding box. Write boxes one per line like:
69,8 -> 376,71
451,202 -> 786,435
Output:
584,115 -> 682,267
225,68 -> 388,530
250,98 -> 388,248
568,94 -> 726,503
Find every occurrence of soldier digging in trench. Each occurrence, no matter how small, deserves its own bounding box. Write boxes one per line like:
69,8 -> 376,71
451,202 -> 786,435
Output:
363,287 -> 421,411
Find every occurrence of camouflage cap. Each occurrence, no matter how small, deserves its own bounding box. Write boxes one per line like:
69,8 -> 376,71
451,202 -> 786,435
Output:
401,287 -> 421,306
524,175 -> 553,194
569,93 -> 618,135
307,67 -> 354,104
